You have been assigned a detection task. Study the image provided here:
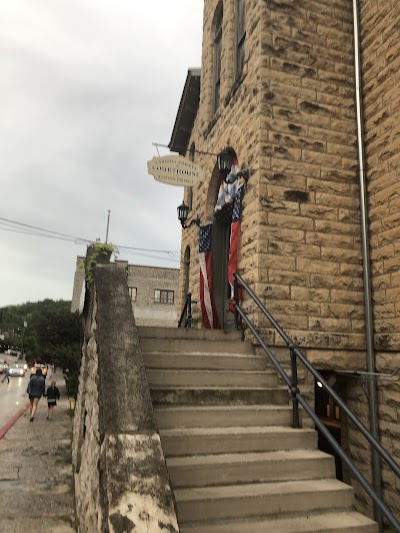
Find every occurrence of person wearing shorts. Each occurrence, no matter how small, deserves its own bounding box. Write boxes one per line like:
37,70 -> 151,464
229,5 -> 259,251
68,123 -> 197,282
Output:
26,368 -> 46,421
46,380 -> 60,420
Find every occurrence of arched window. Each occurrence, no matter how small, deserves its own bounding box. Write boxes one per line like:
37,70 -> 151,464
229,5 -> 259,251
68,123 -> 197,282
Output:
235,0 -> 246,79
213,3 -> 223,115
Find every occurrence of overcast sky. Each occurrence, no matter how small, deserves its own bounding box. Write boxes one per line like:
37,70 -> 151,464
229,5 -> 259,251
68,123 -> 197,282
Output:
0,0 -> 203,308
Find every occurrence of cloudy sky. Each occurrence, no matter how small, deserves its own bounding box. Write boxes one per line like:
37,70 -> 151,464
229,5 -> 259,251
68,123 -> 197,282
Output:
0,0 -> 203,308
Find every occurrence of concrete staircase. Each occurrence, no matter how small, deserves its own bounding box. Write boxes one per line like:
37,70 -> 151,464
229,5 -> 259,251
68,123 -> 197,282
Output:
138,327 -> 378,533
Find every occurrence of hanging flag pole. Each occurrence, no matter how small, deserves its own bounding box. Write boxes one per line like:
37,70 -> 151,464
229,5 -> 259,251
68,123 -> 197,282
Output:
105,210 -> 111,244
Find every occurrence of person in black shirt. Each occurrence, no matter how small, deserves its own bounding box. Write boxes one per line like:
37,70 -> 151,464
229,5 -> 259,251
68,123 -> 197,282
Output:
46,380 -> 60,421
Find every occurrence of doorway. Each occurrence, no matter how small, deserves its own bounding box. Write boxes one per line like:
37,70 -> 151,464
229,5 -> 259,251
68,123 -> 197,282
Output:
315,372 -> 343,480
212,212 -> 233,329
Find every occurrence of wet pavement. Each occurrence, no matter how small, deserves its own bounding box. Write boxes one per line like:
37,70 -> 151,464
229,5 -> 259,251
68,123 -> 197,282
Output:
0,372 -> 76,532
0,364 -> 30,428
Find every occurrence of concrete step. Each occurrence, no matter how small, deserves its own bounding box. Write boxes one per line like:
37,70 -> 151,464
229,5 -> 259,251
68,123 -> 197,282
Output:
167,449 -> 335,488
174,478 -> 354,522
143,352 -> 268,370
140,337 -> 253,355
159,425 -> 317,456
146,369 -> 278,388
138,326 -> 244,343
150,385 -> 289,406
180,511 -> 378,532
154,404 -> 294,429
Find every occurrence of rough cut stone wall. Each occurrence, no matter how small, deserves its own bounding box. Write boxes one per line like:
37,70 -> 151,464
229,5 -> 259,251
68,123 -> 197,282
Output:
72,265 -> 179,533
361,0 -> 400,354
175,0 -> 399,524
180,0 -> 265,328
257,0 -> 364,353
345,0 -> 400,524
180,0 -> 366,357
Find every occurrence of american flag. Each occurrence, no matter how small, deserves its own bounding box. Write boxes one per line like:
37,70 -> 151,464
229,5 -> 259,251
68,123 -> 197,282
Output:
199,224 -> 220,329
228,184 -> 244,312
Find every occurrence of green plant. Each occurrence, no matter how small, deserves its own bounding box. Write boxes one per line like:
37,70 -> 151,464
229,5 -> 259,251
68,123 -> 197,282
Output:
83,242 -> 118,284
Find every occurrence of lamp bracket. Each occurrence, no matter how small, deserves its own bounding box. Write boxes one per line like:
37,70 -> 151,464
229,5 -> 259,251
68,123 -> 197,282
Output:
236,170 -> 249,183
181,216 -> 201,229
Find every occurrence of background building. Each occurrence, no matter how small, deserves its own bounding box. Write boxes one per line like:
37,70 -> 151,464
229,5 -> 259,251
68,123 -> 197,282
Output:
71,256 -> 179,327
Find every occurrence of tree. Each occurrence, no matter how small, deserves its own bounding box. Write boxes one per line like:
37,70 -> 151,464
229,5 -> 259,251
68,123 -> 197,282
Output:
0,300 -> 82,397
36,311 -> 82,397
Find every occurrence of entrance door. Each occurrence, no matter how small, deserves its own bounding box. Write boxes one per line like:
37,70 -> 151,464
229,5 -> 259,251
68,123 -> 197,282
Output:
212,217 -> 231,329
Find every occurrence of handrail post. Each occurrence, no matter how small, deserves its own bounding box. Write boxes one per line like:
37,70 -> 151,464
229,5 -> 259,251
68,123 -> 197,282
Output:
290,346 -> 301,428
233,274 -> 239,330
178,292 -> 192,328
186,293 -> 192,328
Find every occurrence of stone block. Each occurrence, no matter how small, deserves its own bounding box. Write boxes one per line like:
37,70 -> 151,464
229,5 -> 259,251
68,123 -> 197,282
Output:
102,433 -> 178,533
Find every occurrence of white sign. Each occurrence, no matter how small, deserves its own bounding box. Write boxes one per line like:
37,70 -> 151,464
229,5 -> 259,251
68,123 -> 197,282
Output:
147,155 -> 205,187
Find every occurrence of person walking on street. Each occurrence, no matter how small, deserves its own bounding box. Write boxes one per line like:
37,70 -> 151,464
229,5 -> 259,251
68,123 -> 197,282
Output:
46,380 -> 60,421
1,364 -> 10,383
26,368 -> 46,421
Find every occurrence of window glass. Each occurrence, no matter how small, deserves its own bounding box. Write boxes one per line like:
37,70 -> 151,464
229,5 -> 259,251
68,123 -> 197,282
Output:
129,287 -> 137,302
213,4 -> 223,114
154,289 -> 174,304
235,0 -> 246,78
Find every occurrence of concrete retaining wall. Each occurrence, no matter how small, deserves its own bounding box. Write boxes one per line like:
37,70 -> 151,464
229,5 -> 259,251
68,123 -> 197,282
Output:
72,264 -> 178,532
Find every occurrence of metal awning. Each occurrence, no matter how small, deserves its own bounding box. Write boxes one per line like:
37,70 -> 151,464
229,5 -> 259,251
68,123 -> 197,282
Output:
168,68 -> 201,155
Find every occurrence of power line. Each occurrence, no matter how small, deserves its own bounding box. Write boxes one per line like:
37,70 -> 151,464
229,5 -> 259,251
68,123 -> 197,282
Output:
0,225 -> 87,243
0,216 -> 91,243
0,216 -> 180,260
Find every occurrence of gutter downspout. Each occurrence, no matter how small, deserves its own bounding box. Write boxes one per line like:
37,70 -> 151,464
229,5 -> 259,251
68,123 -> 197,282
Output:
352,1 -> 382,529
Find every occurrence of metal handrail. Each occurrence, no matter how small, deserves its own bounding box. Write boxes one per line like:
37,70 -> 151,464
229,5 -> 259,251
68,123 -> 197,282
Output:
178,292 -> 192,328
234,272 -> 400,532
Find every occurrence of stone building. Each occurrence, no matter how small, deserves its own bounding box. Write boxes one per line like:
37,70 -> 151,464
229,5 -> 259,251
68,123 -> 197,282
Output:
169,0 -> 400,523
71,256 -> 179,327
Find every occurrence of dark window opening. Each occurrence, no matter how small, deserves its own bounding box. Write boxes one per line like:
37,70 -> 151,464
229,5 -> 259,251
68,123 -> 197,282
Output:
235,0 -> 246,79
213,4 -> 223,115
315,373 -> 343,480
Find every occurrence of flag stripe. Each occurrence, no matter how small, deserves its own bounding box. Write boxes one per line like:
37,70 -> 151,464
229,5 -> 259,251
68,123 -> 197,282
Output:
199,224 -> 220,329
199,253 -> 213,328
228,185 -> 244,310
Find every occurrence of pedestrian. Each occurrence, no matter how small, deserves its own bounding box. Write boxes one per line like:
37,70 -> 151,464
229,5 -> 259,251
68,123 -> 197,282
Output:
1,364 -> 10,383
26,367 -> 46,422
46,380 -> 60,421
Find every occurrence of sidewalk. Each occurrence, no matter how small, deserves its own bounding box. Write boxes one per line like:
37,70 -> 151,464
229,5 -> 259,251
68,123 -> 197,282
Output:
0,372 -> 76,533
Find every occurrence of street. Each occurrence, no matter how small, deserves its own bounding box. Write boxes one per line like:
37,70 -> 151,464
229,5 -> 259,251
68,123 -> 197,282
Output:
0,366 -> 30,429
0,368 -> 76,531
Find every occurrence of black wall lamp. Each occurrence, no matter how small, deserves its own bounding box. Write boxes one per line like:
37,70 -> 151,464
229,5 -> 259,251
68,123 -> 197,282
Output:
217,147 -> 236,178
177,201 -> 201,229
217,146 -> 249,183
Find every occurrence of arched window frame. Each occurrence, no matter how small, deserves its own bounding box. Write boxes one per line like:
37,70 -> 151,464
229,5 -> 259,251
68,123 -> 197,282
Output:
235,0 -> 246,80
212,3 -> 223,115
